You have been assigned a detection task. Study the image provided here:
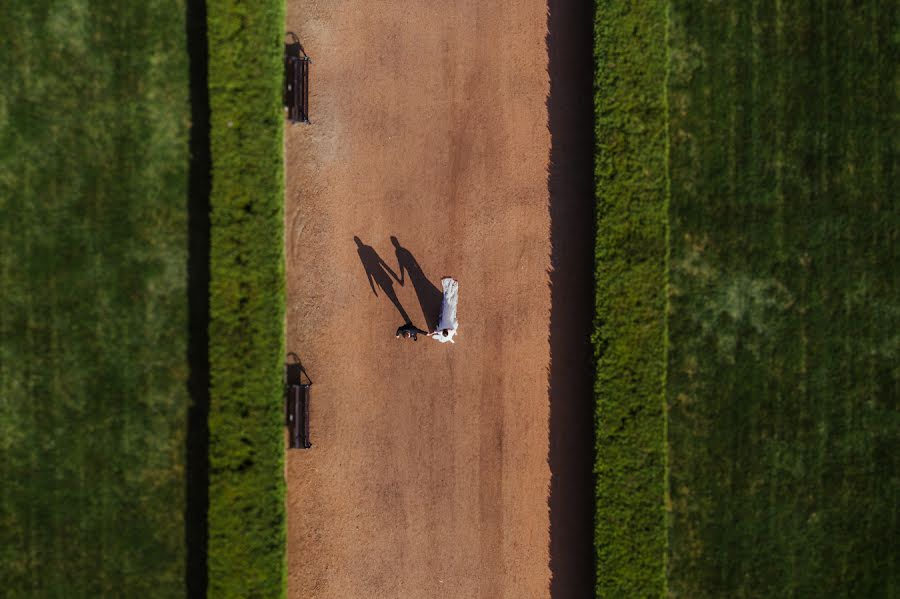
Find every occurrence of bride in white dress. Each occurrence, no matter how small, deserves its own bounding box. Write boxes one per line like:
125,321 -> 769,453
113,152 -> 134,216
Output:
430,277 -> 458,343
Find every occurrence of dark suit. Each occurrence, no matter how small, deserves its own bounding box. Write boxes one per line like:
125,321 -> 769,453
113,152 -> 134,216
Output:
396,323 -> 428,340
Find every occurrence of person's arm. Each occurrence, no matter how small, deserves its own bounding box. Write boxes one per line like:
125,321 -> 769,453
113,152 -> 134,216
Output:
367,270 -> 377,296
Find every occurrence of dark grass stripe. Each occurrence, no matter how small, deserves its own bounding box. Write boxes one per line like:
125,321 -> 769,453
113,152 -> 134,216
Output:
593,1 -> 669,595
667,1 -> 899,596
206,1 -> 286,596
0,1 -> 189,596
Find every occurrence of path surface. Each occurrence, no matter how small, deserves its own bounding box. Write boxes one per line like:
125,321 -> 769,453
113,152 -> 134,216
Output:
285,2 -> 554,596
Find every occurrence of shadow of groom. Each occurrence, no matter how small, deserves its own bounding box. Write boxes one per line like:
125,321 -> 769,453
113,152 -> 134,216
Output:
354,236 -> 411,324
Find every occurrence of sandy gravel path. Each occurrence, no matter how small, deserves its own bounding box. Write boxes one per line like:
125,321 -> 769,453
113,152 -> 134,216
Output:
284,1 -> 568,596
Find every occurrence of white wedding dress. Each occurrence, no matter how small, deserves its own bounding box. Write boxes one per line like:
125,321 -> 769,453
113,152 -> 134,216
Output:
432,277 -> 458,343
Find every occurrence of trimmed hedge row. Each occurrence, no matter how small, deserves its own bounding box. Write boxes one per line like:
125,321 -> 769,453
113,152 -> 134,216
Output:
206,1 -> 287,597
592,1 -> 669,596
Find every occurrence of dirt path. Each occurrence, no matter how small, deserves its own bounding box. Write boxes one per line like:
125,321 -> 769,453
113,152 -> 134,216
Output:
285,2 -> 557,596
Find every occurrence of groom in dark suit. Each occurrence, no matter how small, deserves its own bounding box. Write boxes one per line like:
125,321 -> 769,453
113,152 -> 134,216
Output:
395,323 -> 428,341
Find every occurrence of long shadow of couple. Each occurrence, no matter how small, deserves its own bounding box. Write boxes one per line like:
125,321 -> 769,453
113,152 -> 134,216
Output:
354,236 -> 443,331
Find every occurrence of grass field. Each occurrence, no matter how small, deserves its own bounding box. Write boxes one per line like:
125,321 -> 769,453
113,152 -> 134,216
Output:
0,2 -> 189,596
206,0 -> 287,596
593,1 -> 669,595
666,1 -> 899,596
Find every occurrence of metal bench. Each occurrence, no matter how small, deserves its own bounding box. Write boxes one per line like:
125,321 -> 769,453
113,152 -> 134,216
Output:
285,383 -> 312,449
285,352 -> 312,449
284,32 -> 311,124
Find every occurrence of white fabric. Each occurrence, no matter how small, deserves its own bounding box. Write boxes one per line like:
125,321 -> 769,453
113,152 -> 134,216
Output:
433,277 -> 458,343
432,329 -> 456,343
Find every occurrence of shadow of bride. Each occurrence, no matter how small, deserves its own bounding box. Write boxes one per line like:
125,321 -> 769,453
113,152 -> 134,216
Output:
391,236 -> 443,331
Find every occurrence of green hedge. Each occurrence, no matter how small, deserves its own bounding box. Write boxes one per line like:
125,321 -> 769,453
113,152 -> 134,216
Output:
592,1 -> 669,596
0,2 -> 189,596
206,1 -> 286,597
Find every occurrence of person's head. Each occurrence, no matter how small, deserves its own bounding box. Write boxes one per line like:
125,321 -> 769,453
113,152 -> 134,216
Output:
442,329 -> 448,337
390,235 -> 400,249
404,331 -> 411,338
353,236 -> 363,248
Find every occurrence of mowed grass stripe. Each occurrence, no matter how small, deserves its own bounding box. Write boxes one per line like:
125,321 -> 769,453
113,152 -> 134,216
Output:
667,1 -> 899,595
206,0 -> 287,596
593,1 -> 669,595
0,2 -> 189,596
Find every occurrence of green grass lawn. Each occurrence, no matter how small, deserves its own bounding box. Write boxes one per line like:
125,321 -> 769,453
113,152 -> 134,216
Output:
0,2 -> 189,596
666,1 -> 899,596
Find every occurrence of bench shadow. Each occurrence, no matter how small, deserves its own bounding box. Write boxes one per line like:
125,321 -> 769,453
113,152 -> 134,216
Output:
285,31 -> 309,60
285,352 -> 312,386
546,0 -> 595,596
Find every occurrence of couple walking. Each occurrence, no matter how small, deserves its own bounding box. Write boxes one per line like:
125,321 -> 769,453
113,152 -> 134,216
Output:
354,236 -> 459,344
396,276 -> 459,343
